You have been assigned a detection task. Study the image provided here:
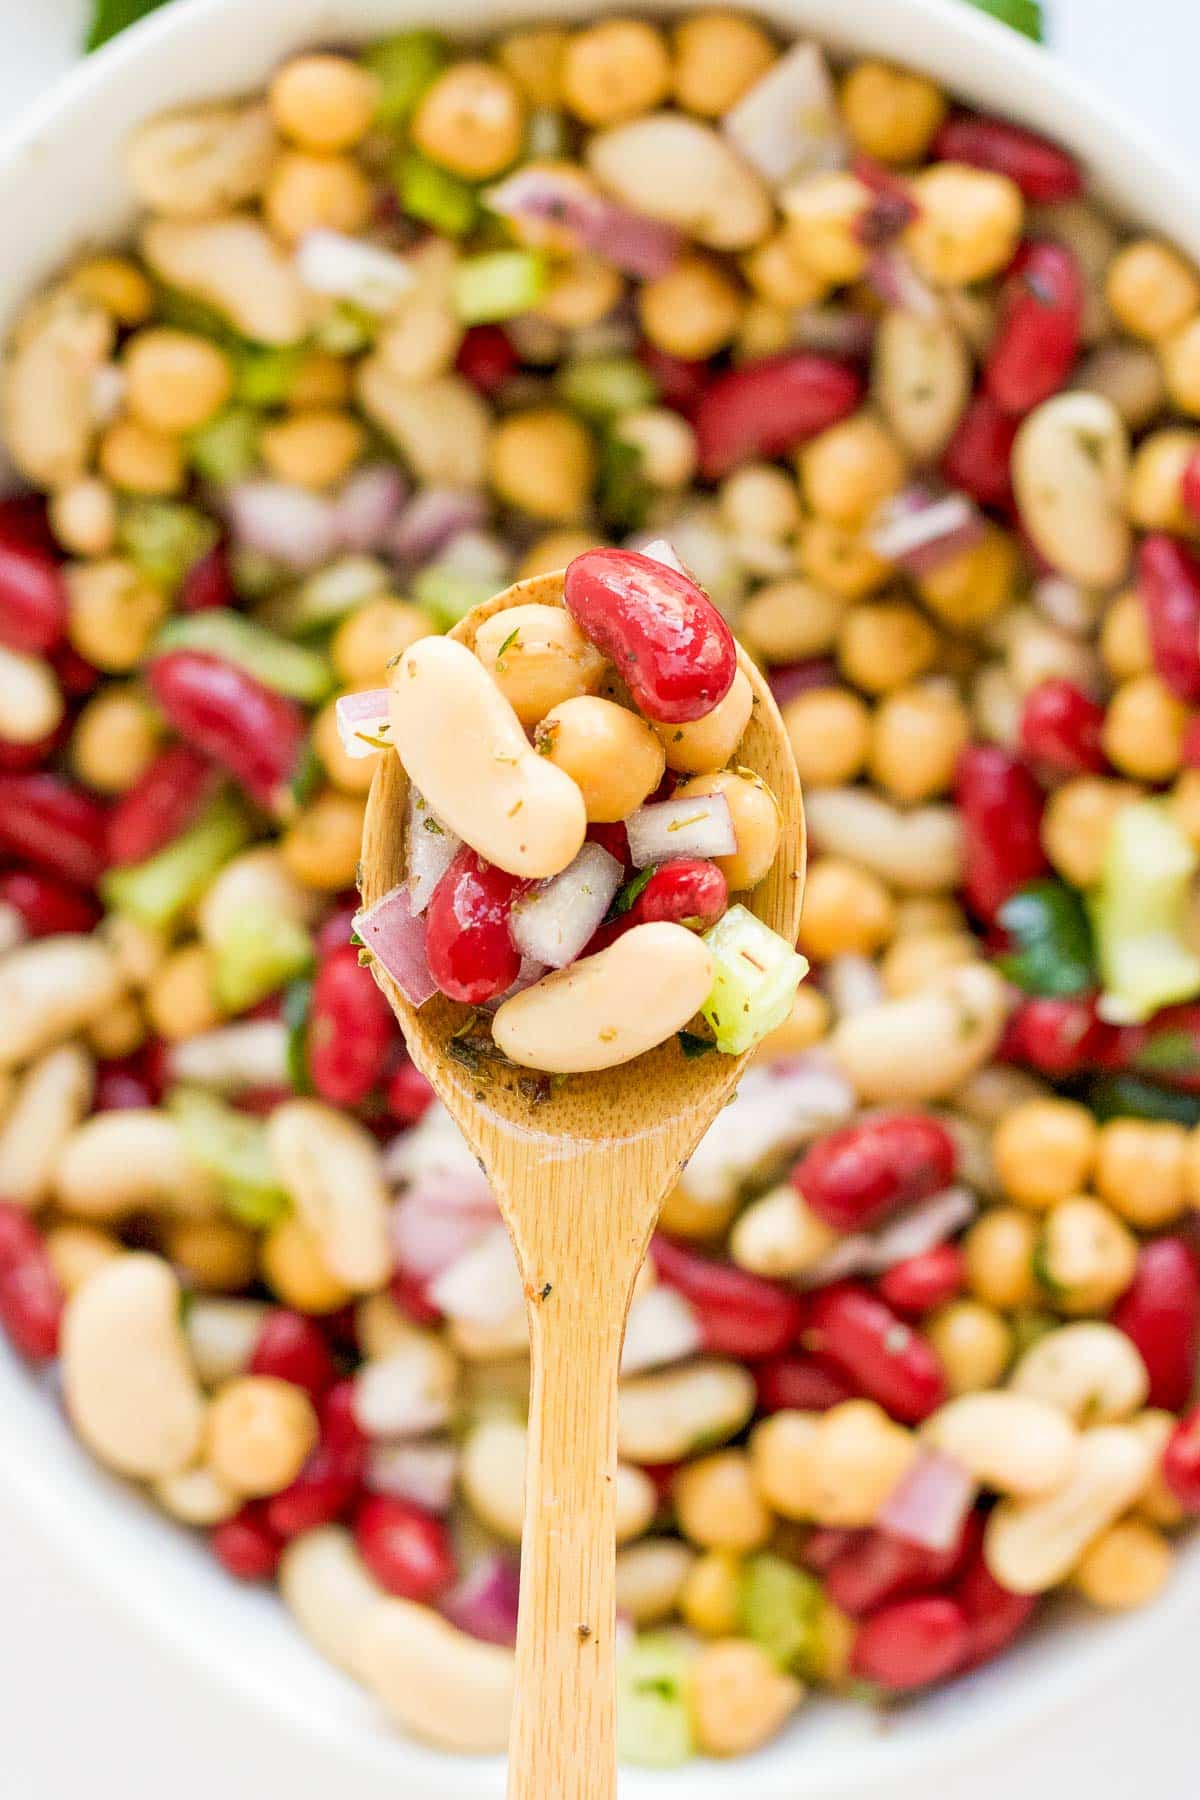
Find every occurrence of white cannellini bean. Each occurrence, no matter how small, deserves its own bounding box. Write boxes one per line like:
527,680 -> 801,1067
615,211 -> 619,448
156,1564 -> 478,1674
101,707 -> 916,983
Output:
872,310 -> 972,461
448,1308 -> 530,1361
677,1059 -> 854,1218
1,289 -> 114,488
803,787 -> 965,893
620,1284 -> 703,1376
1008,1323 -> 1150,1424
356,364 -> 490,488
266,1100 -> 391,1293
615,1539 -> 696,1625
984,1426 -> 1155,1595
352,1334 -> 458,1439
587,114 -> 773,251
279,1527 -> 385,1679
359,1599 -> 515,1752
0,645 -> 64,746
54,1109 -> 221,1221
729,1183 -> 837,1279
828,963 -> 1010,1103
62,1254 -> 207,1479
196,847 -> 317,947
619,1360 -> 756,1466
141,215 -> 311,346
1012,392 -> 1132,588
125,101 -> 278,216
166,1019 -> 290,1093
492,922 -> 713,1074
0,935 -> 123,1070
460,1416 -> 656,1545
0,1043 -> 93,1209
153,1463 -> 241,1526
185,1298 -> 271,1388
922,1393 -> 1080,1497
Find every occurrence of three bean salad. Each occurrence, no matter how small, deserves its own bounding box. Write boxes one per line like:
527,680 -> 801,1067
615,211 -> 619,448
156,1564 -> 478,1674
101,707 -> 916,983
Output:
3,8 -> 1200,1770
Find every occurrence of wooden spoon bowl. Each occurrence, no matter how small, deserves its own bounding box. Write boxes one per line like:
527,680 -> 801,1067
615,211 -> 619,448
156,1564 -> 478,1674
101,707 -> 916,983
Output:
360,567 -> 805,1800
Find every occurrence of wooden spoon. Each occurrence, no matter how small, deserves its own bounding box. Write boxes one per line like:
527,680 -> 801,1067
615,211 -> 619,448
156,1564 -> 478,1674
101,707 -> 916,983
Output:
360,568 -> 805,1800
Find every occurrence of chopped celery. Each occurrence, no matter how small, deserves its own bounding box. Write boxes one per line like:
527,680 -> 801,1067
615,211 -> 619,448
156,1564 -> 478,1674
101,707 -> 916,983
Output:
997,879 -> 1095,997
412,566 -> 499,629
154,609 -> 334,703
210,911 -> 314,1013
617,1633 -> 697,1769
154,286 -> 236,343
1090,800 -> 1200,1023
283,976 -> 314,1095
701,906 -> 809,1056
187,407 -> 262,484
1087,1075 -> 1200,1128
311,303 -> 377,356
233,343 -> 306,407
117,499 -> 219,591
256,556 -> 391,636
453,251 -> 547,325
100,795 -> 250,932
363,29 -> 448,124
169,1088 -> 290,1228
396,151 -> 478,236
739,1554 -> 824,1675
598,433 -> 650,531
557,356 -> 657,420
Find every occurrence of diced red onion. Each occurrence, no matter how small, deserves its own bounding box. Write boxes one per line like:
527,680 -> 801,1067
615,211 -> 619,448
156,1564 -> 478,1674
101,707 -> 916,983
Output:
335,464 -> 407,553
389,488 -> 490,568
869,486 -> 986,575
486,167 -> 682,280
405,785 -> 462,916
681,1056 -> 855,1208
353,1344 -> 454,1439
620,1285 -> 703,1377
335,688 -> 391,760
224,480 -> 340,573
638,537 -> 689,576
482,955 -> 550,1012
353,884 -> 438,1008
768,659 -> 840,706
442,1554 -> 522,1648
390,1171 -> 498,1282
723,41 -> 847,185
626,792 -> 737,868
427,1223 -> 524,1328
509,843 -> 623,970
824,955 -> 884,1019
867,1185 -> 977,1272
866,248 -> 941,319
166,1020 -> 289,1092
296,229 -> 416,314
384,1101 -> 481,1188
878,1449 -> 977,1554
366,1439 -> 459,1513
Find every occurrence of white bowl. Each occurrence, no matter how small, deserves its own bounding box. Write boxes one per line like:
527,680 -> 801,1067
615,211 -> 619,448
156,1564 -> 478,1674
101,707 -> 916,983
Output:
1,1 -> 1197,1793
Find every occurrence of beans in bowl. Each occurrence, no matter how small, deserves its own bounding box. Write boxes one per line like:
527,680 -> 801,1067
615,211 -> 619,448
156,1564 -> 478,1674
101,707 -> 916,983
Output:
2,9 -> 1200,1767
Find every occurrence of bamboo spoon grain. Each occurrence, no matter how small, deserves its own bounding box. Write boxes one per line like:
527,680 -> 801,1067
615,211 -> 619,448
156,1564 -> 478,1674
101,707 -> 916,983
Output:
360,568 -> 805,1800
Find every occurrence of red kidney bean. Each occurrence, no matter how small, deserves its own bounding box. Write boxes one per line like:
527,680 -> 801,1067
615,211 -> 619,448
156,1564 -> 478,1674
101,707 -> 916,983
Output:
106,744 -> 219,867
180,541 -> 235,613
0,773 -> 108,886
651,1234 -> 805,1361
985,242 -> 1084,416
0,1204 -> 42,1273
637,343 -> 710,414
1001,993 -> 1118,1078
1137,534 -> 1200,703
425,848 -> 528,1006
791,1114 -> 958,1234
0,869 -> 100,937
386,1058 -> 436,1126
754,1354 -> 856,1414
307,944 -> 397,1107
147,652 -> 307,814
932,114 -> 1083,202
851,155 -> 918,245
586,821 -> 631,866
952,1545 -> 1037,1671
1182,717 -> 1200,771
0,530 -> 68,656
94,1057 -> 159,1112
211,1504 -> 284,1581
629,859 -> 728,930
767,658 -> 840,709
694,352 -> 863,480
939,392 -> 1019,509
1163,1405 -> 1200,1513
354,1495 -> 457,1601
0,714 -> 71,774
808,1285 -> 948,1424
877,1244 -> 966,1315
1182,449 -> 1200,526
390,1266 -> 443,1326
825,1518 -> 975,1618
564,548 -> 736,725
0,1208 -> 63,1364
955,745 -> 1048,923
1111,1239 -> 1200,1412
1018,678 -> 1106,776
455,323 -> 519,394
51,643 -> 101,698
250,1309 -> 336,1401
0,495 -> 57,549
850,1595 -> 969,1692
266,1380 -> 366,1538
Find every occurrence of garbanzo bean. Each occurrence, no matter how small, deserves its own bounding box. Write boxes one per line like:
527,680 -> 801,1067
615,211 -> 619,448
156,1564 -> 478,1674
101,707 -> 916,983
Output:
800,518 -> 891,600
517,531 -> 601,582
781,174 -> 872,285
86,994 -> 146,1061
1106,239 -> 1200,342
751,1401 -> 917,1528
1094,1119 -> 1190,1228
70,254 -> 155,325
780,685 -> 870,788
474,602 -> 605,726
260,409 -> 365,489
924,1300 -> 1012,1394
993,1098 -> 1098,1209
797,857 -> 895,961
719,465 -> 802,542
561,20 -> 673,126
1099,589 -> 1154,680
313,695 -> 379,795
905,163 -> 1024,286
656,668 -> 754,775
535,695 -> 666,823
330,596 -> 434,687
43,1221 -> 121,1296
1042,777 -> 1139,889
98,418 -> 186,496
164,1217 -> 258,1293
281,789 -> 367,891
750,986 -> 832,1064
1102,673 -> 1187,781
1127,429 -> 1200,532
672,769 -> 781,891
691,1639 -> 803,1758
1036,1196 -> 1139,1315
145,942 -> 223,1042
123,328 -> 233,434
869,682 -> 970,803
964,1207 -> 1041,1310
680,1550 -> 743,1638
614,408 -> 699,490
536,255 -> 625,329
674,1450 -> 773,1553
841,59 -> 947,163
741,230 -> 828,309
1074,1518 -> 1172,1610
798,411 -> 907,528
488,408 -> 595,521
263,150 -> 374,242
48,478 -> 117,559
411,62 -> 525,180
206,1374 -> 319,1497
269,53 -> 380,152
918,525 -> 1018,628
261,1213 -> 353,1314
671,12 -> 776,115
496,27 -> 568,107
878,930 -> 975,997
837,600 -> 939,696
637,254 -> 744,360
740,578 -> 844,663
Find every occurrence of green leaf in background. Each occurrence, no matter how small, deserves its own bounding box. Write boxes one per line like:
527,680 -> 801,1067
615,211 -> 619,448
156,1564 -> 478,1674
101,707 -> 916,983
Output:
961,0 -> 1045,40
86,0 -> 172,51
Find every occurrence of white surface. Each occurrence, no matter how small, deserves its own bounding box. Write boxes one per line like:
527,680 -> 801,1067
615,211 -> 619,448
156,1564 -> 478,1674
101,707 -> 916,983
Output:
1,2 -> 1198,1796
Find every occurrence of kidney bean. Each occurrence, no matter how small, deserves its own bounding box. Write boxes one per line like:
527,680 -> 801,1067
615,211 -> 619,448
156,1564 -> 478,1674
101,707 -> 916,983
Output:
354,1494 -> 457,1602
808,1285 -> 948,1424
850,1595 -> 969,1692
0,1204 -> 42,1273
694,352 -> 863,480
308,944 -> 397,1107
1182,449 -> 1200,526
800,1527 -> 865,1574
1001,993 -> 1118,1078
0,773 -> 108,886
0,714 -> 72,774
791,1115 -> 958,1234
106,744 -> 220,867
386,1058 -> 436,1127
250,1309 -> 337,1402
826,1518 -> 975,1618
986,242 -> 1084,416
563,548 -> 736,725
586,821 -> 631,867
955,746 -> 1048,923
455,324 -> 519,394
0,496 -> 56,549
952,1545 -> 1037,1671
425,848 -> 528,1006
1163,1405 -> 1200,1513
933,114 -> 1083,202
651,1234 -> 805,1361
0,869 -> 100,937
637,343 -> 710,414
1018,678 -> 1106,776
51,644 -> 100,699
266,1380 -> 366,1538
147,652 -> 307,814
1111,1239 -> 1200,1412
878,1244 -> 966,1316
629,859 -> 728,930
1137,534 -> 1200,703
754,1354 -> 856,1414
211,1504 -> 284,1581
0,531 -> 67,656
0,1207 -> 63,1364
94,1057 -> 159,1112
940,392 -> 1019,510
851,155 -> 918,244
390,1267 -> 443,1327
180,541 -> 234,613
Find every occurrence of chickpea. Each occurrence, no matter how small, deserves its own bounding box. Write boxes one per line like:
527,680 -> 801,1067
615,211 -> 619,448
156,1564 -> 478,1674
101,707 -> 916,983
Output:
411,62 -> 525,180
49,478 -> 117,559
893,896 -> 967,938
66,559 -> 167,673
837,600 -> 939,696
806,1403 -> 917,1528
86,995 -> 147,1060
1042,777 -> 1138,889
659,1181 -> 739,1241
535,256 -> 624,330
1036,1196 -> 1139,1316
331,596 -> 433,688
43,1222 -> 121,1296
1161,314 -> 1200,416
99,419 -> 185,496
1004,609 -> 1102,702
879,930 -> 976,997
782,687 -> 872,788
800,519 -> 891,601
675,1451 -> 773,1553
904,164 -> 1024,287
1127,430 -> 1200,533
164,1217 -> 258,1292
798,857 -> 895,961
869,682 -> 970,804
268,53 -> 380,153
260,409 -> 365,490
656,668 -> 754,776
560,20 -> 672,125
289,350 -> 353,410
1134,1411 -> 1187,1529
261,1213 -> 352,1313
1106,239 -> 1200,342
993,1098 -> 1098,1210
535,696 -> 665,823
1100,589 -> 1153,681
1074,1519 -> 1172,1610
207,1375 -> 319,1498
123,328 -> 233,435
517,531 -> 600,582
680,1549 -> 743,1638
751,986 -> 831,1064
1102,674 -> 1187,782
281,790 -> 367,892
918,525 -> 1018,628
637,255 -> 744,361
840,60 -> 947,164
146,942 -> 223,1042
70,254 -> 154,326
925,1300 -> 1012,1395
741,231 -> 828,309
1169,768 -> 1200,849
798,412 -> 907,529
1094,1119 -> 1189,1228
613,408 -> 698,490
740,578 -> 844,663
690,1639 -> 802,1758
964,1207 -> 1041,1310
673,770 -> 781,891
264,151 -> 373,243
495,28 -> 568,108
70,685 -> 160,793
719,465 -> 802,543
672,12 -> 776,116
488,409 -> 594,521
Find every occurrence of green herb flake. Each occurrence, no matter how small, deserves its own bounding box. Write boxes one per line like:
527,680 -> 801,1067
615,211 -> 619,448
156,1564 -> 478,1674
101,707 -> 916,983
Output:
612,865 -> 656,918
677,1030 -> 717,1060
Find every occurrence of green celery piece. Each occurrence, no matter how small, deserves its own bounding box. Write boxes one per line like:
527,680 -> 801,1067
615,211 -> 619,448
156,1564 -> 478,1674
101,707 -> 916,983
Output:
169,1088 -> 290,1228
363,30 -> 448,125
283,976 -> 314,1095
86,0 -> 170,50
396,152 -> 479,237
997,879 -> 1095,997
962,0 -> 1044,40
701,905 -> 809,1055
153,287 -> 236,343
211,912 -> 315,1013
1090,800 -> 1200,1023
154,609 -> 334,703
187,407 -> 262,484
118,499 -> 219,591
256,556 -> 392,636
557,356 -> 657,420
598,433 -> 650,532
311,303 -> 378,356
616,1634 -> 697,1769
233,344 -> 306,406
1087,1075 -> 1200,1129
739,1554 -> 823,1675
453,251 -> 548,325
100,795 -> 250,932
413,566 -> 501,629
